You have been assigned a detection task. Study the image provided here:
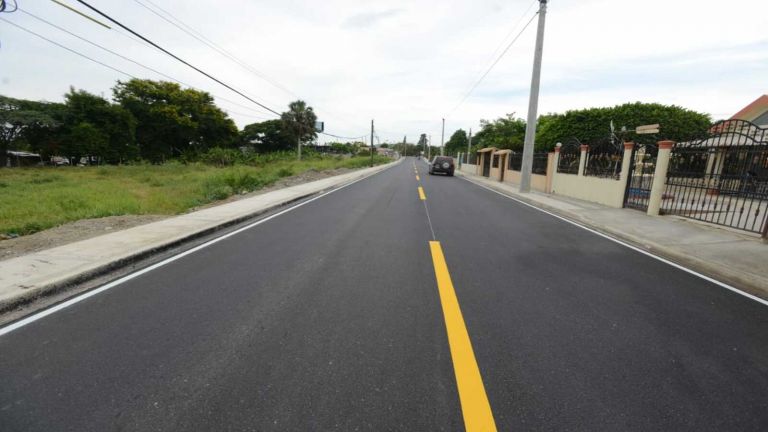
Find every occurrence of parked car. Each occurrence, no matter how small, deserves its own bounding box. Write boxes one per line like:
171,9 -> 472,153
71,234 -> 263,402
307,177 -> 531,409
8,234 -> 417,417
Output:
428,156 -> 455,176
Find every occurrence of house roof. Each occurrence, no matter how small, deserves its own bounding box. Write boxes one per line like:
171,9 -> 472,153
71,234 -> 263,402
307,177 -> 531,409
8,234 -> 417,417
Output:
731,95 -> 768,123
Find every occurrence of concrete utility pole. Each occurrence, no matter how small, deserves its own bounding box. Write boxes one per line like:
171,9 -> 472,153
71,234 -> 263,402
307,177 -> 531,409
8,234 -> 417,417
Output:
428,135 -> 432,160
440,118 -> 445,156
467,128 -> 473,164
297,124 -> 302,161
403,135 -> 407,157
519,0 -> 548,193
370,119 -> 374,167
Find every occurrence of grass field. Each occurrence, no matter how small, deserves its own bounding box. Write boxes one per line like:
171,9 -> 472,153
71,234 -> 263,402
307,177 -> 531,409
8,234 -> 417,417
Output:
0,154 -> 391,236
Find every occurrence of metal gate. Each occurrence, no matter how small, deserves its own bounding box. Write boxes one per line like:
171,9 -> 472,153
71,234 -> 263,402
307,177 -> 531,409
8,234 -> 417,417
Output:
663,119 -> 768,235
623,142 -> 658,210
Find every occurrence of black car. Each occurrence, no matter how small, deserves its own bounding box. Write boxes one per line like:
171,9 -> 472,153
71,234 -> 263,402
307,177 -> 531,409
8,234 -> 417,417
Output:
428,156 -> 455,176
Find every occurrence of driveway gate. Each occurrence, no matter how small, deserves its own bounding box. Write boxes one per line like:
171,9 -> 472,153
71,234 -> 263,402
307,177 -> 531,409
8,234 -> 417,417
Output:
662,120 -> 768,235
623,142 -> 658,211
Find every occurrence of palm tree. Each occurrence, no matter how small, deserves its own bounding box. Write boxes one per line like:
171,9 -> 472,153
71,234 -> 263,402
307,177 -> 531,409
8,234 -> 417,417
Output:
280,100 -> 317,160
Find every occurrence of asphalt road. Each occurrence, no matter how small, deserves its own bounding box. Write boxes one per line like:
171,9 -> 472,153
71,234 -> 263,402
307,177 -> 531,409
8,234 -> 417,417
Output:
1,157 -> 766,431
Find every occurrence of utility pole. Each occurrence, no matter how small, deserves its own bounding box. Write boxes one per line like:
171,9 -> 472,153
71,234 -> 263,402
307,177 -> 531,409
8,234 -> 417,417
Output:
428,135 -> 432,160
519,0 -> 548,193
403,135 -> 407,157
467,128 -> 472,164
370,119 -> 374,167
297,124 -> 302,161
440,118 -> 446,156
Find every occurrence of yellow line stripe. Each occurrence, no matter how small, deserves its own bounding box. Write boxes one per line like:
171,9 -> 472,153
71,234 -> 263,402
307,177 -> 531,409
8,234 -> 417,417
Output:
416,175 -> 420,181
418,186 -> 426,200
429,241 -> 497,432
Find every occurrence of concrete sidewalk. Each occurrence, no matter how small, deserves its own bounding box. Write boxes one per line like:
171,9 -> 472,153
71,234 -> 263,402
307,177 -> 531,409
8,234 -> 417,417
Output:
0,160 -> 400,310
456,169 -> 768,301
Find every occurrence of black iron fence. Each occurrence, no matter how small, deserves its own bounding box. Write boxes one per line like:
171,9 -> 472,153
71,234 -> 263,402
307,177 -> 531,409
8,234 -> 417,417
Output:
663,119 -> 768,235
505,152 -> 549,174
584,139 -> 624,180
624,142 -> 659,211
557,139 -> 581,174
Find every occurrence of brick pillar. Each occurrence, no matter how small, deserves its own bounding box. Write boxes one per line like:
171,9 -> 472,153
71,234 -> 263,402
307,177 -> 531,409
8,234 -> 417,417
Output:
578,144 -> 588,177
647,140 -> 674,216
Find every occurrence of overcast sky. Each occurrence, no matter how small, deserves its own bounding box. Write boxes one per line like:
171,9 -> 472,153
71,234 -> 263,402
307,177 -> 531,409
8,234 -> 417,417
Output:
1,0 -> 767,144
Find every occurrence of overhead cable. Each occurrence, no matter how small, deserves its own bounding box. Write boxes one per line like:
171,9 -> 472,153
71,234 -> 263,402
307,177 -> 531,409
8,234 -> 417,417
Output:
74,0 -> 280,116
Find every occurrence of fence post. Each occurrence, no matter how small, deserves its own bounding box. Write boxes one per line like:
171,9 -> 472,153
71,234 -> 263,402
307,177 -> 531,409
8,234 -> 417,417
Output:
550,144 -> 562,193
620,142 -> 634,181
647,140 -> 675,216
578,144 -> 588,177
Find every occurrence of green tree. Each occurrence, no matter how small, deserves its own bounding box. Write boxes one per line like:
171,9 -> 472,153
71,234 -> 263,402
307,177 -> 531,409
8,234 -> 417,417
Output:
240,119 -> 293,153
62,88 -> 137,163
444,129 -> 469,156
280,100 -> 317,158
473,115 -> 527,151
113,79 -> 237,162
535,102 -> 712,150
0,95 -> 59,167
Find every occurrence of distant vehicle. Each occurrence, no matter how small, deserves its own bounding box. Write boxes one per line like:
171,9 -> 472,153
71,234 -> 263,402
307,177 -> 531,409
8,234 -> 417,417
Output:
428,156 -> 455,176
50,156 -> 71,166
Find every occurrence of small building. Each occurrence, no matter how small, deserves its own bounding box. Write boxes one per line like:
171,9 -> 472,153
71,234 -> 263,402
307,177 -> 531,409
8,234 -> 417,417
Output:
5,150 -> 42,167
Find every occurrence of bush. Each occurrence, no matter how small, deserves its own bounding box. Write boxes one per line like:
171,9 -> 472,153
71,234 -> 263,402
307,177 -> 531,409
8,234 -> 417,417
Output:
198,147 -> 244,166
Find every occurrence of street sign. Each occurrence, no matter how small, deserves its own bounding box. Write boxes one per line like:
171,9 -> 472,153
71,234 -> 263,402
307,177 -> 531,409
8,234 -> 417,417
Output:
315,121 -> 324,132
636,124 -> 660,134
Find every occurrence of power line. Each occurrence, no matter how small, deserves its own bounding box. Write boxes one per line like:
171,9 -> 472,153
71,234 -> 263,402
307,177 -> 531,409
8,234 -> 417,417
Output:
73,0 -> 281,116
0,16 -> 269,123
1,0 -> 18,13
445,11 -> 539,118
1,17 -> 137,79
131,0 -> 298,100
129,0 -> 357,129
18,8 -> 276,118
320,131 -> 366,141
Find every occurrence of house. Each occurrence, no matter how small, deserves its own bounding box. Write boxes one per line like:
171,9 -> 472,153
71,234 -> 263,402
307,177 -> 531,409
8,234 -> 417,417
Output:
731,94 -> 768,126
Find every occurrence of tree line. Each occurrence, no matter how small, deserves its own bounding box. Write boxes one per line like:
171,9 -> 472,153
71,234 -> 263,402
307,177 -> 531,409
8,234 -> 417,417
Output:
0,79 -> 322,168
442,102 -> 713,156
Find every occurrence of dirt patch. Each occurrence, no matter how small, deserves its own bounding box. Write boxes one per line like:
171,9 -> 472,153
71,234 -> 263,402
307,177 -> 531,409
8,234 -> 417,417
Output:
0,167 -> 355,261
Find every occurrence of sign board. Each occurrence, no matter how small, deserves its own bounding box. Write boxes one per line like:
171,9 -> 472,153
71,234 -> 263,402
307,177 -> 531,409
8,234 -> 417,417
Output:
314,121 -> 324,133
636,124 -> 660,134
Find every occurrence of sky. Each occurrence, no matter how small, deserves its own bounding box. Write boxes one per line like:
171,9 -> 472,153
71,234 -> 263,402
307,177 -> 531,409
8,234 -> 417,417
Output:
1,0 -> 767,145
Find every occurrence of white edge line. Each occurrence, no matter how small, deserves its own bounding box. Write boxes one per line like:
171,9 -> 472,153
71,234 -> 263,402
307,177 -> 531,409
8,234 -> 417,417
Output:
458,174 -> 768,307
0,164 -> 396,337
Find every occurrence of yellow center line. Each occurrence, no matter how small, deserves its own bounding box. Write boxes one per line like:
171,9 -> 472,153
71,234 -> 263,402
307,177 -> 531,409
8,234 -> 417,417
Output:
416,175 -> 420,181
418,186 -> 426,200
429,241 -> 497,432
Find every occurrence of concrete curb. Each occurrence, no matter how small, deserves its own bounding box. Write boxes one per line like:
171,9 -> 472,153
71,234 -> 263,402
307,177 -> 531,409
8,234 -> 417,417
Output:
456,170 -> 768,301
0,160 -> 401,312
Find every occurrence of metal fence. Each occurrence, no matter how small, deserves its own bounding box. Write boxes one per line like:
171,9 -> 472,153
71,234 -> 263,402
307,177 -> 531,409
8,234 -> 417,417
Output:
505,152 -> 549,174
584,139 -> 623,180
557,139 -> 581,174
623,143 -> 658,211
663,119 -> 768,235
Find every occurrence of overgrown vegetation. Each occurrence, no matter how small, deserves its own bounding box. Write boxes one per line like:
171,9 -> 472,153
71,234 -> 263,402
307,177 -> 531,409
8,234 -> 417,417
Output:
0,153 -> 390,236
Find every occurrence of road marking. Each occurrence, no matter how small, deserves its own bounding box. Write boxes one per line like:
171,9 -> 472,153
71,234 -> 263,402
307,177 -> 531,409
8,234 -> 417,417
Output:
416,175 -> 420,181
458,175 -> 768,307
429,241 -> 497,432
0,163 -> 401,337
418,186 -> 426,200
